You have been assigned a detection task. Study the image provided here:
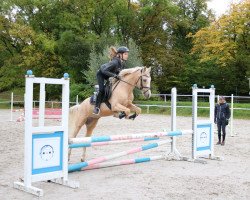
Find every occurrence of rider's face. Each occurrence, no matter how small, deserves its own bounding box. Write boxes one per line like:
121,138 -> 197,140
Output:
122,52 -> 129,61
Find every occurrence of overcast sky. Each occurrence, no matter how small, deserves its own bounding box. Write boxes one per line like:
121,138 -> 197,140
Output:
207,0 -> 243,17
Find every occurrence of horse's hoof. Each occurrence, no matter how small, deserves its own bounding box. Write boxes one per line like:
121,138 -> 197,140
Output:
119,111 -> 126,119
129,113 -> 137,120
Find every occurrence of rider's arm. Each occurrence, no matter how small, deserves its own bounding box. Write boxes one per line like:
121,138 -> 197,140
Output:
100,59 -> 119,77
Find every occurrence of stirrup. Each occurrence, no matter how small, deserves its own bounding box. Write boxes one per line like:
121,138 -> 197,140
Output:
93,107 -> 100,115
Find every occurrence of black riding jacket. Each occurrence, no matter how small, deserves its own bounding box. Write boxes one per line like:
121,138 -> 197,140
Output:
100,57 -> 124,78
214,103 -> 231,121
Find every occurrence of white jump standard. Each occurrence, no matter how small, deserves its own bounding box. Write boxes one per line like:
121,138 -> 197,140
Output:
13,71 -> 79,197
191,84 -> 221,161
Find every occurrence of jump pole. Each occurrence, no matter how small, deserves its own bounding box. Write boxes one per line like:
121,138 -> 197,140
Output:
69,130 -> 193,144
69,137 -> 161,148
68,140 -> 171,172
83,155 -> 164,170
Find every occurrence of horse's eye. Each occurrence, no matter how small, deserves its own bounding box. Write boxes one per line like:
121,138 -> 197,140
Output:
143,79 -> 147,82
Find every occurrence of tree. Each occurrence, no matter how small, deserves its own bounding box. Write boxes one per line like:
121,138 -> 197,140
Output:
190,0 -> 250,95
148,0 -> 212,93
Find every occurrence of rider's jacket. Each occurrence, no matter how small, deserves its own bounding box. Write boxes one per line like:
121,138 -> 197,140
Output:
100,57 -> 124,78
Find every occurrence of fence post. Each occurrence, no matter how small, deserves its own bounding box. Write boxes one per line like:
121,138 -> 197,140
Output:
171,88 -> 177,154
10,92 -> 14,121
76,95 -> 79,105
230,94 -> 234,136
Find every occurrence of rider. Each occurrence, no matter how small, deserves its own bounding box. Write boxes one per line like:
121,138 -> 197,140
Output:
93,46 -> 130,115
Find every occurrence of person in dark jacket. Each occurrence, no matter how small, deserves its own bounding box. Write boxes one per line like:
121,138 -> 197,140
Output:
214,96 -> 231,145
93,46 -> 129,115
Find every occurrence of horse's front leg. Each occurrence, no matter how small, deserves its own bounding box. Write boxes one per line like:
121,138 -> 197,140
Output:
112,103 -> 131,118
126,102 -> 141,120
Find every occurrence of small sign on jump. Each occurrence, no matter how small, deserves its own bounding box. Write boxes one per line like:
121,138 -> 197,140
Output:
32,132 -> 63,175
195,122 -> 212,153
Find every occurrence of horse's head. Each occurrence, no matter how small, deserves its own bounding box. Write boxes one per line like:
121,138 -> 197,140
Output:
117,66 -> 152,99
136,67 -> 151,99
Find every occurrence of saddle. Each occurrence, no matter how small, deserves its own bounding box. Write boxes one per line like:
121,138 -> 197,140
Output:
90,81 -> 112,109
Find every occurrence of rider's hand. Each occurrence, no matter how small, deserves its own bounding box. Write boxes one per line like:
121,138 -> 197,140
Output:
114,75 -> 120,80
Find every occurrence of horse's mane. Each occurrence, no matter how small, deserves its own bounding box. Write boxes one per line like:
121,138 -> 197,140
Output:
111,67 -> 142,84
119,66 -> 142,77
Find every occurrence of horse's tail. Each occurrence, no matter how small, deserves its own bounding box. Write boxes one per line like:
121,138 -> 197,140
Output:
68,104 -> 80,138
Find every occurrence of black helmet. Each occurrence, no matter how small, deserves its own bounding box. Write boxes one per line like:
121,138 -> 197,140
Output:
117,46 -> 129,54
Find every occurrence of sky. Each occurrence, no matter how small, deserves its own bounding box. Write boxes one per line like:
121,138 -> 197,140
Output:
207,0 -> 243,17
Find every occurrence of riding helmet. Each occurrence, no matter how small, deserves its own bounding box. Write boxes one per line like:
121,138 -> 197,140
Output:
117,46 -> 129,54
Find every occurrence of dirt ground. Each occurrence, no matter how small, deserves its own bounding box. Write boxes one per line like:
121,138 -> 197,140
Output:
0,109 -> 249,200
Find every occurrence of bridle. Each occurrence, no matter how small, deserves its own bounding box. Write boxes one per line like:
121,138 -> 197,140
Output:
113,69 -> 151,94
135,69 -> 151,95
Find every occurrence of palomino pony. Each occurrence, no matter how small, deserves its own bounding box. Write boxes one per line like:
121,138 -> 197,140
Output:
68,66 -> 151,161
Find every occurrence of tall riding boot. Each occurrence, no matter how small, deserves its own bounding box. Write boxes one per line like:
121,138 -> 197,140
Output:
93,92 -> 103,115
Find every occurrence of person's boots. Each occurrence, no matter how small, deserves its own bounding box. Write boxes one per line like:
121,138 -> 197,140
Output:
217,134 -> 221,145
221,140 -> 225,146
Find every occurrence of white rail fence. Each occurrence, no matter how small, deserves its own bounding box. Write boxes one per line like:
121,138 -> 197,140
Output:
1,93 -> 249,137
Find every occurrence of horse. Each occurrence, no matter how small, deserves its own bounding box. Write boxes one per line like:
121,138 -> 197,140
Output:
68,66 -> 151,161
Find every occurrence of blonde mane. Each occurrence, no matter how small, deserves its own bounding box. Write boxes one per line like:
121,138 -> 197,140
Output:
119,66 -> 142,77
111,67 -> 143,84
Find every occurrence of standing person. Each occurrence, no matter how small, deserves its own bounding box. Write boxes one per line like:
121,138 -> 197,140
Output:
214,96 -> 231,145
93,46 -> 130,115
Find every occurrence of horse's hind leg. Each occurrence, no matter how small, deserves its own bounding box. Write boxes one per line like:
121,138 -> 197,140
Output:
68,117 -> 87,161
68,125 -> 83,161
81,118 -> 99,162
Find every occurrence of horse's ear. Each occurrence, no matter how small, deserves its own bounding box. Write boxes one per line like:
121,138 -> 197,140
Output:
144,66 -> 151,73
147,67 -> 151,73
